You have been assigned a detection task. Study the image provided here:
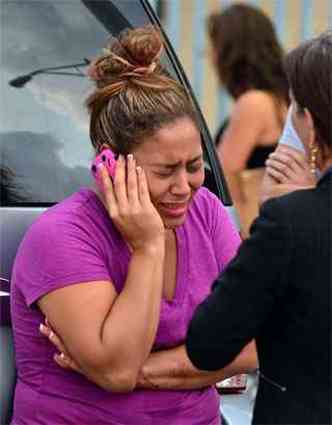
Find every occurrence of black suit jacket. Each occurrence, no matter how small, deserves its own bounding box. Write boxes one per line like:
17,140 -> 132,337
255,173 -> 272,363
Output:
186,173 -> 331,424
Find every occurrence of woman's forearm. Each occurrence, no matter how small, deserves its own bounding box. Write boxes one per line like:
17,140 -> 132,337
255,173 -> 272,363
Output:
99,243 -> 165,388
137,341 -> 258,390
40,243 -> 165,393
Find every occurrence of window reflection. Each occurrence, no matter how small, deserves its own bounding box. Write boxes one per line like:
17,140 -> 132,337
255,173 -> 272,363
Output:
0,0 -> 222,207
0,131 -> 92,206
0,166 -> 26,205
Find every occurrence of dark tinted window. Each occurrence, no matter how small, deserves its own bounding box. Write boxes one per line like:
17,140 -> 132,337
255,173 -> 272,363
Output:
0,0 -> 228,207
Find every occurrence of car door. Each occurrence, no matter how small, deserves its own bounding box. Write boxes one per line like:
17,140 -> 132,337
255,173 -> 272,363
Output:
0,1 -> 244,423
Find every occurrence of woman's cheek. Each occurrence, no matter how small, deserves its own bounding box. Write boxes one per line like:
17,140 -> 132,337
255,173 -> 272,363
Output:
193,169 -> 205,189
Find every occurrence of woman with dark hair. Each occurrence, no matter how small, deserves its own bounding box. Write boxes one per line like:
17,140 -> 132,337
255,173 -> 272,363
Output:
187,31 -> 332,424
208,3 -> 289,237
10,26 -> 257,424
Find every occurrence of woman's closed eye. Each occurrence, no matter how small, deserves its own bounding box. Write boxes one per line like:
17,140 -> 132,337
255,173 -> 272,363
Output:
187,161 -> 203,174
154,169 -> 174,178
152,157 -> 204,178
154,164 -> 202,178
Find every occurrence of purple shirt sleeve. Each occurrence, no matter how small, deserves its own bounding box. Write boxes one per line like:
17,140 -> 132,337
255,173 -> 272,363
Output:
14,212 -> 111,307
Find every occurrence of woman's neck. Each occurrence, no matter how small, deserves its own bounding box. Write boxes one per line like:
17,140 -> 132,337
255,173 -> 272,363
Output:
165,228 -> 176,241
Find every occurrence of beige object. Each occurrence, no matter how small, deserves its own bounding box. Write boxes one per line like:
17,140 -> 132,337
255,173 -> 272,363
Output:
236,168 -> 265,239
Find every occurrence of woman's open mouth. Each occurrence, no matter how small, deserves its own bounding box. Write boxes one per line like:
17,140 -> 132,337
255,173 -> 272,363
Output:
159,202 -> 188,218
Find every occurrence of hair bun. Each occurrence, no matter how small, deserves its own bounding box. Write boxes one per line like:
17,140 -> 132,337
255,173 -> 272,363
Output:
88,25 -> 163,85
119,25 -> 163,66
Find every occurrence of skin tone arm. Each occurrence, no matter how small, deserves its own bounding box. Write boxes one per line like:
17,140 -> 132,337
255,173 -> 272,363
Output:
260,144 -> 316,205
136,341 -> 257,390
38,155 -> 165,393
218,92 -> 274,221
40,324 -> 258,391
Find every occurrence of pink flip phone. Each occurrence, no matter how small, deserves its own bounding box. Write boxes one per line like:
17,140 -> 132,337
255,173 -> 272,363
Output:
91,148 -> 117,188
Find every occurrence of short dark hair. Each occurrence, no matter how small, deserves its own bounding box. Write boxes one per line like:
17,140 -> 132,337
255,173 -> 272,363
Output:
285,31 -> 332,155
207,3 -> 288,104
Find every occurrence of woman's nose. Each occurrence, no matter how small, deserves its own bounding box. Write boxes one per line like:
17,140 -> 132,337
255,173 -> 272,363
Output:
171,171 -> 191,195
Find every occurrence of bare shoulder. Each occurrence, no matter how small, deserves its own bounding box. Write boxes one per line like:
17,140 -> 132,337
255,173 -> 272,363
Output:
234,90 -> 275,114
231,90 -> 285,140
229,90 -> 273,132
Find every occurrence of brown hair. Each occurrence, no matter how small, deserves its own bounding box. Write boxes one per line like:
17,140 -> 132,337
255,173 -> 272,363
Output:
87,25 -> 197,154
285,31 -> 332,156
207,3 -> 288,105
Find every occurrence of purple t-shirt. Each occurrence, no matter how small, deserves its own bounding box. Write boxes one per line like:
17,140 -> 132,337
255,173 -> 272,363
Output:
11,187 -> 240,425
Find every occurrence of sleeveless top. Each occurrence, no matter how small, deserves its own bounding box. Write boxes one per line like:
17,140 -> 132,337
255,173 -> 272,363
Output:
215,118 -> 276,169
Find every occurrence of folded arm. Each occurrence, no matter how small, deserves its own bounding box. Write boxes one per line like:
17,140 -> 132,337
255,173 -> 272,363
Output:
39,243 -> 164,393
41,325 -> 257,391
38,157 -> 165,393
137,341 -> 257,390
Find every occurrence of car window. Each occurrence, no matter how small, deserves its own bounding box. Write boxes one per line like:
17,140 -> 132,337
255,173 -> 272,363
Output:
0,0 -> 229,207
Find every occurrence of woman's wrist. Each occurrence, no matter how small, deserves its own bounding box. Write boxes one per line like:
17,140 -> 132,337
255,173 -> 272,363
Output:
133,236 -> 165,256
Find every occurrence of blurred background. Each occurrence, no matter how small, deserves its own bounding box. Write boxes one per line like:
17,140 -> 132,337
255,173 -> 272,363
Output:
150,0 -> 331,138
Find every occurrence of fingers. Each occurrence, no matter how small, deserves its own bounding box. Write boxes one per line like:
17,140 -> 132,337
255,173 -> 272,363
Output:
265,144 -> 309,184
126,154 -> 139,206
268,152 -> 301,174
266,157 -> 293,180
39,320 -> 82,373
102,154 -> 148,210
39,323 -> 68,355
113,155 -> 128,210
102,154 -> 140,211
136,166 -> 151,206
39,322 -> 51,337
54,353 -> 81,373
98,155 -> 158,243
54,353 -> 73,370
266,165 -> 288,183
275,145 -> 308,170
98,162 -> 118,215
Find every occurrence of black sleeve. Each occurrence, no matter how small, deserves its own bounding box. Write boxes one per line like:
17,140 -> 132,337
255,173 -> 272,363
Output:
186,197 -> 292,371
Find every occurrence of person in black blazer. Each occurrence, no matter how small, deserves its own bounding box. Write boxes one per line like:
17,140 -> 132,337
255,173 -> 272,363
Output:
186,32 -> 332,425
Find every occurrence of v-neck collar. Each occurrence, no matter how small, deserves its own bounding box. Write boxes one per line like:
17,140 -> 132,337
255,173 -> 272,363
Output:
163,225 -> 188,305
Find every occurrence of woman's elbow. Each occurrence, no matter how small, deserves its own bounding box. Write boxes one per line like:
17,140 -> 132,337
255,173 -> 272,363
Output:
88,366 -> 138,393
102,369 -> 137,393
77,348 -> 139,392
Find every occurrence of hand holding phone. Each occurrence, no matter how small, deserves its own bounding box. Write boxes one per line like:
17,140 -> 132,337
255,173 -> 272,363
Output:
91,148 -> 117,189
93,153 -> 165,252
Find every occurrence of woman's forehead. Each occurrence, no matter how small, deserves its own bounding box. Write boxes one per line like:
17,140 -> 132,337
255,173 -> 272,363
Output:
133,118 -> 202,158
